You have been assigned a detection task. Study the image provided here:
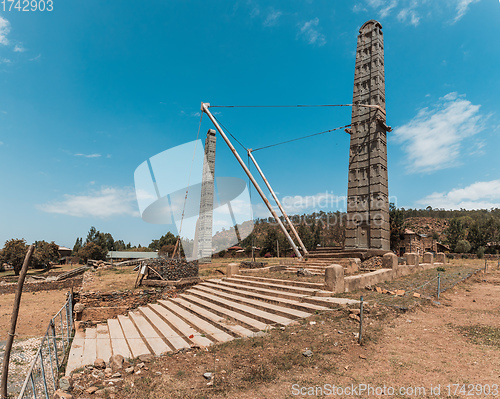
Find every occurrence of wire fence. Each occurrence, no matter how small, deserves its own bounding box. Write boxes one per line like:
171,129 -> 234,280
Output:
17,292 -> 73,399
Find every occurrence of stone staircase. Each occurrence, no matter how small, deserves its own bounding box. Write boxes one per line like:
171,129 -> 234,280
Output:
66,275 -> 358,375
284,259 -> 336,274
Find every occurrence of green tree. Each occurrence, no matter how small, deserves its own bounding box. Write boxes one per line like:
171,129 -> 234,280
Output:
73,237 -> 83,254
389,203 -> 405,252
0,239 -> 28,275
85,226 -> 100,245
455,240 -> 471,254
32,241 -> 60,270
260,229 -> 279,257
445,218 -> 466,251
149,232 -> 177,251
77,242 -> 108,262
467,221 -> 488,252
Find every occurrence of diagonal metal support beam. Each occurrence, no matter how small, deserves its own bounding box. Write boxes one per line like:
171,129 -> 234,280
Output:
201,102 -> 303,260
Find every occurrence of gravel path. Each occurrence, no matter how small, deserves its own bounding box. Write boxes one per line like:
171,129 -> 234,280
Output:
0,337 -> 42,396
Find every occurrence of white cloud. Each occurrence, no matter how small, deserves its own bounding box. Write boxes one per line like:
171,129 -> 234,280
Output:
363,0 -> 477,26
263,9 -> 282,27
38,187 -> 140,218
397,8 -> 420,26
0,16 -> 10,46
417,180 -> 500,210
75,153 -> 101,158
380,0 -> 398,17
452,0 -> 479,23
392,92 -> 484,173
0,141 -> 3,145
0,58 -> 11,64
14,44 -> 25,52
298,18 -> 326,46
353,4 -> 368,13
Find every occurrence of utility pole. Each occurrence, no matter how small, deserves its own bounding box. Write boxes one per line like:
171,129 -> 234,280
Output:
1,245 -> 35,399
201,102 -> 303,260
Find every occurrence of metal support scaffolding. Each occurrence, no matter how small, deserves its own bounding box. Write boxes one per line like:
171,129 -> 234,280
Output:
201,102 -> 303,260
247,149 -> 309,255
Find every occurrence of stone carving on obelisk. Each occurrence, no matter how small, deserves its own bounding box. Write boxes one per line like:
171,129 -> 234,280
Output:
345,20 -> 390,251
193,129 -> 217,262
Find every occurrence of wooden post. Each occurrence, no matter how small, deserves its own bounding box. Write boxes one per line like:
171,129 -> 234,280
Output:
1,244 -> 34,399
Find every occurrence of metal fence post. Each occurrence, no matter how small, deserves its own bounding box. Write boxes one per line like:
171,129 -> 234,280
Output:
358,296 -> 364,345
65,303 -> 71,344
38,350 -> 49,399
437,274 -> 441,300
60,312 -> 65,353
484,259 -> 487,272
45,335 -> 57,392
30,373 -> 37,399
50,320 -> 59,371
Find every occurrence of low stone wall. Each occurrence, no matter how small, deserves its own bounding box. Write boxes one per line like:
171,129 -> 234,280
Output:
73,288 -> 173,322
0,277 -> 83,295
240,261 -> 267,269
344,269 -> 393,292
325,252 -> 447,293
145,258 -> 199,281
73,289 -> 166,308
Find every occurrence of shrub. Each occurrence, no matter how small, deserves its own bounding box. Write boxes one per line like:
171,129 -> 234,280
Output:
477,247 -> 485,259
455,240 -> 471,254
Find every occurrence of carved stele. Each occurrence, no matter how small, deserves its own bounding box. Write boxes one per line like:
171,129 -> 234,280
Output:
345,20 -> 390,251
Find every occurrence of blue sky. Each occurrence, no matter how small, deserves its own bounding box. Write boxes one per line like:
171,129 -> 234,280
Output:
0,0 -> 499,248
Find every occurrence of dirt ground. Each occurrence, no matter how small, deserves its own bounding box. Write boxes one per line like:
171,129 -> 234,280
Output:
0,290 -> 68,341
108,266 -> 500,399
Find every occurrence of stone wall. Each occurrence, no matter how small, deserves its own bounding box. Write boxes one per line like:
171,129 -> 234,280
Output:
144,258 -> 199,281
0,277 -> 83,295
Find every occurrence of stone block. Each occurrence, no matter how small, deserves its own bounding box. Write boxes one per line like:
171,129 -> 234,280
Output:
53,390 -> 73,399
436,252 -> 446,263
382,253 -> 399,278
423,252 -> 434,265
404,253 -> 419,266
325,265 -> 345,293
226,263 -> 239,278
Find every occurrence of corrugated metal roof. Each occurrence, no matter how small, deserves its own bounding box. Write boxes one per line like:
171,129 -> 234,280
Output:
107,251 -> 159,259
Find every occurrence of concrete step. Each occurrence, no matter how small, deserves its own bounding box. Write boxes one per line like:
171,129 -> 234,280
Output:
129,311 -> 171,356
107,318 -> 132,359
117,315 -> 151,358
65,325 -> 85,375
196,283 -> 313,319
208,279 -> 312,302
225,277 -> 321,296
180,293 -> 269,332
187,287 -> 294,326
138,306 -> 190,351
81,328 -> 97,367
231,274 -> 326,289
172,296 -> 254,338
283,269 -> 324,276
150,303 -> 213,348
202,281 -> 330,313
96,324 -> 112,363
158,300 -> 234,343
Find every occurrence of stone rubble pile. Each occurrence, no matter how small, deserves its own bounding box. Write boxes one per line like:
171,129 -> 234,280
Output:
144,257 -> 199,281
239,261 -> 267,269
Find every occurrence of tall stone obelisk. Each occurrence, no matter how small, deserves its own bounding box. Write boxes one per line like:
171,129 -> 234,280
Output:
345,20 -> 390,251
194,129 -> 217,262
